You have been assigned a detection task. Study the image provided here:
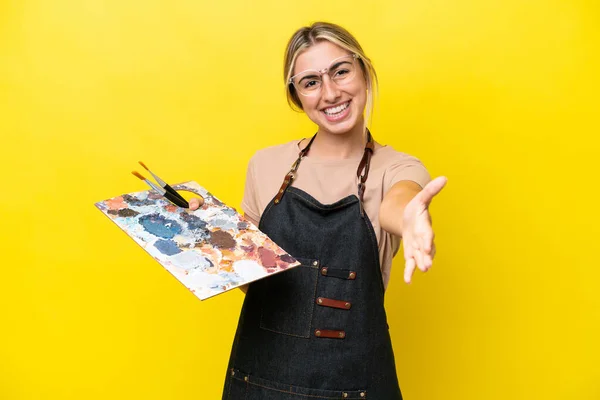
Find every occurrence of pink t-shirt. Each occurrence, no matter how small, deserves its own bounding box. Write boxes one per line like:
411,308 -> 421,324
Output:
242,139 -> 430,289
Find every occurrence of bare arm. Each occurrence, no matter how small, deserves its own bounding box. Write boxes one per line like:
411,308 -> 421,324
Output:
379,180 -> 422,237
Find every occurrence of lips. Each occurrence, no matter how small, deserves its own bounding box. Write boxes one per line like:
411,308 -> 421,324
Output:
321,100 -> 351,122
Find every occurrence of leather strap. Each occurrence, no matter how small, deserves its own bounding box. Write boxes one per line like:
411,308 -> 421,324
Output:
320,267 -> 357,280
273,134 -> 317,204
314,329 -> 346,339
356,130 -> 374,217
316,297 -> 352,310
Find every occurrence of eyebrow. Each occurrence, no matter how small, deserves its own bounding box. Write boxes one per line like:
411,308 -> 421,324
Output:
330,60 -> 352,70
296,60 -> 353,83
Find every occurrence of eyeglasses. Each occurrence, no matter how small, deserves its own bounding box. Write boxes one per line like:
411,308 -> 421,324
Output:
289,54 -> 359,97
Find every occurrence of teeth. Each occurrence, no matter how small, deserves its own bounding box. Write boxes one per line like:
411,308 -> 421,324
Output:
324,102 -> 349,115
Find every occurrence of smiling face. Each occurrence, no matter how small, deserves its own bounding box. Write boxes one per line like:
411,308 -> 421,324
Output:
292,41 -> 367,136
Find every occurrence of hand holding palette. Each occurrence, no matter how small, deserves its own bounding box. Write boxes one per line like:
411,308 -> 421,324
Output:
95,181 -> 300,300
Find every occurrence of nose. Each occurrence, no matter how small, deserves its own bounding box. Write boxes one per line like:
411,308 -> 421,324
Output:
321,75 -> 340,103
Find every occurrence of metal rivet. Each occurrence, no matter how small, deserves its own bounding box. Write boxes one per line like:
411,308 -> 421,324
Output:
274,199 -> 279,204
349,272 -> 356,279
315,330 -> 321,337
279,189 -> 284,193
317,298 -> 323,304
231,370 -> 235,376
345,302 -> 351,309
244,376 -> 248,382
312,260 -> 318,266
342,393 -> 348,398
339,331 -> 345,338
321,267 -> 327,275
360,392 -> 366,397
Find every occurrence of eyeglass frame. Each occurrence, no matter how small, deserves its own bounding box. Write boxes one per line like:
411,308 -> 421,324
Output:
288,53 -> 361,97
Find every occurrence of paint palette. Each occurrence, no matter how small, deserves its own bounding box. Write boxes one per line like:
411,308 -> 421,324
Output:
95,181 -> 300,300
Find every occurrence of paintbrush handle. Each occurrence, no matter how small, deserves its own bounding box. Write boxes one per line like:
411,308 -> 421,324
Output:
164,184 -> 187,202
164,191 -> 189,208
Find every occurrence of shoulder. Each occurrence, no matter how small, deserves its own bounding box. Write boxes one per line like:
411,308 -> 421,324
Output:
249,140 -> 300,167
246,140 -> 302,189
372,144 -> 424,166
371,144 -> 430,189
242,140 -> 301,220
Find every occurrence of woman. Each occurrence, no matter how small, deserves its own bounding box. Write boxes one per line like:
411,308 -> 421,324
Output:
191,21 -> 446,399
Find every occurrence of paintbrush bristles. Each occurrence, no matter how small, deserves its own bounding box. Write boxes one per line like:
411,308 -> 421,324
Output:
138,161 -> 149,170
132,171 -> 146,180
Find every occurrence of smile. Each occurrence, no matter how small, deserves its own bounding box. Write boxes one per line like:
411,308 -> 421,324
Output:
321,101 -> 352,122
323,101 -> 350,116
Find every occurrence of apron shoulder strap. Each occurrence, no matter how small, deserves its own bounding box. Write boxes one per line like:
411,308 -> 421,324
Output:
357,130 -> 374,217
274,134 -> 317,204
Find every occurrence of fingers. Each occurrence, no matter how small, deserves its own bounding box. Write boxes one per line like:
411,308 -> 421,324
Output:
188,197 -> 204,210
404,241 -> 426,284
421,248 -> 432,271
404,237 -> 437,284
404,257 -> 416,284
420,231 -> 434,270
414,247 -> 426,272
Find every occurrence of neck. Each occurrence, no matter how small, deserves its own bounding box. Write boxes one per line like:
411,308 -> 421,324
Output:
309,122 -> 367,160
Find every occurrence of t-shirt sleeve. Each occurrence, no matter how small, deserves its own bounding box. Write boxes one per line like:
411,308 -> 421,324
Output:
241,155 -> 261,223
383,153 -> 431,193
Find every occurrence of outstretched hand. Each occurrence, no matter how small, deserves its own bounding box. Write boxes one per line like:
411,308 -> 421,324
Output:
402,176 -> 447,284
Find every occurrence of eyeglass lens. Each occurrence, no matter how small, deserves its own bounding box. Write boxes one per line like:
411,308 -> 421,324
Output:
291,56 -> 357,96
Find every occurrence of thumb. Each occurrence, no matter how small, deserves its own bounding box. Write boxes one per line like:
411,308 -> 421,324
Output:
418,176 -> 447,207
188,197 -> 204,210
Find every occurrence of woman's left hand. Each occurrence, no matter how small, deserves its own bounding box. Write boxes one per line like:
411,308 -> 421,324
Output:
401,176 -> 447,283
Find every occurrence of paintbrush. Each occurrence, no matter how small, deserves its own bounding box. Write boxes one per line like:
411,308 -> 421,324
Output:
138,161 -> 188,203
132,171 -> 189,208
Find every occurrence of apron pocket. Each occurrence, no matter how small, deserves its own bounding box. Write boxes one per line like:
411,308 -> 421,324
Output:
232,368 -> 368,400
260,258 -> 319,338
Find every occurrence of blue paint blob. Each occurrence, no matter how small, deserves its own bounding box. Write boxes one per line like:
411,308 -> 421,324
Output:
221,208 -> 237,217
211,218 -> 238,231
139,214 -> 182,239
180,212 -> 207,231
155,239 -> 182,256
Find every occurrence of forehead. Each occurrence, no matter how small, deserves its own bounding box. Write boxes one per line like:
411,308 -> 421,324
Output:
293,41 -> 350,74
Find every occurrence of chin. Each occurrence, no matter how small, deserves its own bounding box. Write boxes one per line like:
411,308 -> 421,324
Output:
322,121 -> 357,135
322,112 -> 363,134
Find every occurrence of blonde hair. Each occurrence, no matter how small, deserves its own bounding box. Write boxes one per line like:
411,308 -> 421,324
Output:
283,22 -> 379,130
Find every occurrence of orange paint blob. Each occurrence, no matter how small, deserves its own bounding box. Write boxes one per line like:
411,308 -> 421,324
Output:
164,204 -> 178,213
106,196 -> 126,210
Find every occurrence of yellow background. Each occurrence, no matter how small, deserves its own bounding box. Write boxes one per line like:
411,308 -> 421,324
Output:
1,0 -> 598,399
